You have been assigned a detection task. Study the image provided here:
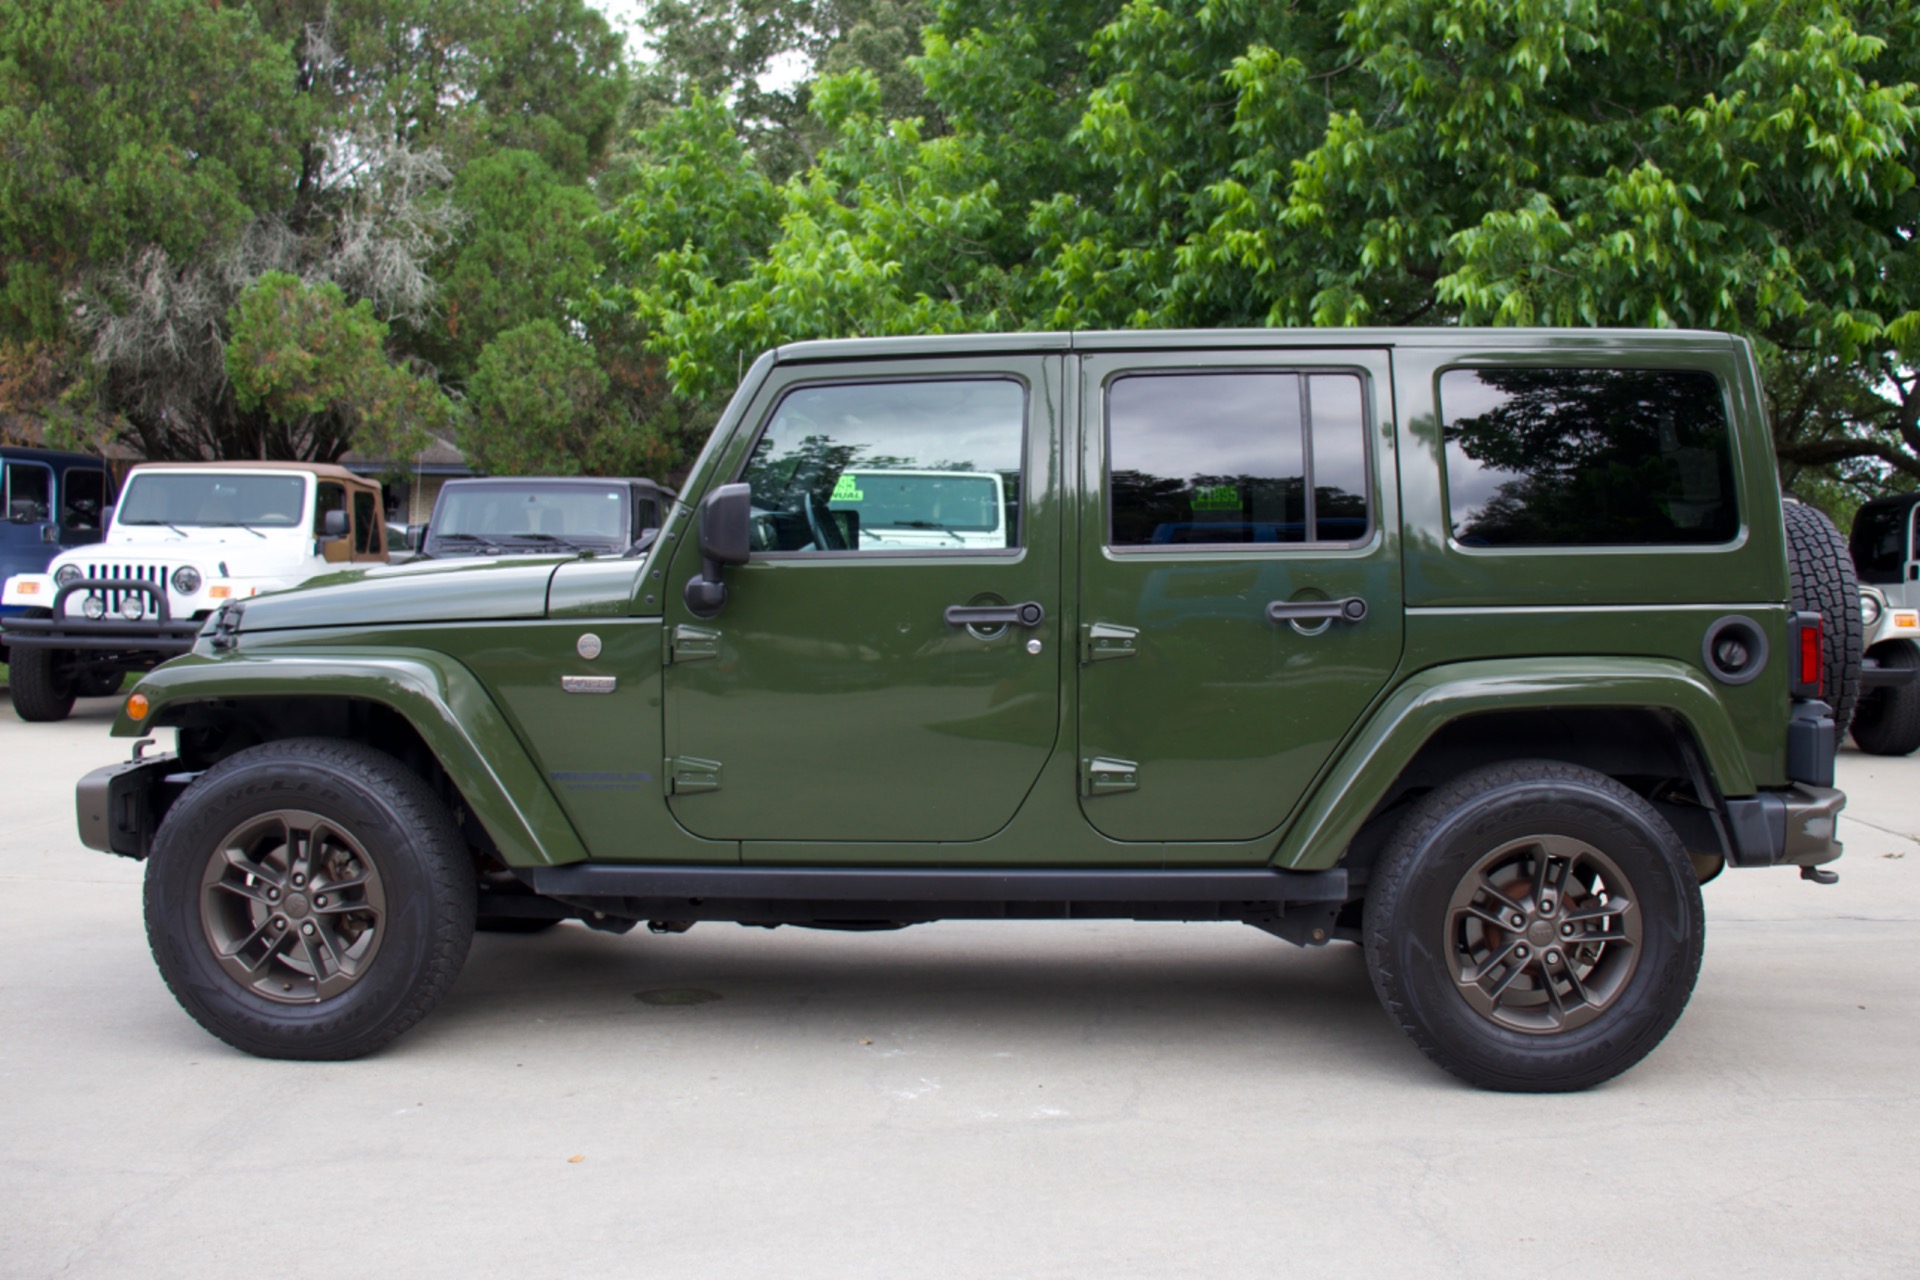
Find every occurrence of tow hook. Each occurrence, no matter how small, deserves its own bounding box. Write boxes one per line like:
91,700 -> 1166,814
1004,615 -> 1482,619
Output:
1801,866 -> 1840,885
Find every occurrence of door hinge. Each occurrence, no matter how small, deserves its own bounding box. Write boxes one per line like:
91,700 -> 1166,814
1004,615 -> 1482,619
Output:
1083,756 -> 1139,797
669,624 -> 720,663
669,756 -> 722,795
1082,623 -> 1138,664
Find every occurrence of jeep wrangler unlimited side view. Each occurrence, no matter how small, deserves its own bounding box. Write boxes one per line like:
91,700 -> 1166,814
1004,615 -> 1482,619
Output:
77,330 -> 1844,1092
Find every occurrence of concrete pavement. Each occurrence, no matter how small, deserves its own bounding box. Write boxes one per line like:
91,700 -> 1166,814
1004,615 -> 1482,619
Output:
1,692 -> 1916,1277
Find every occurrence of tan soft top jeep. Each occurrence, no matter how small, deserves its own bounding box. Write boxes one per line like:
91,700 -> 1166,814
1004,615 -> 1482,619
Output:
78,328 -> 1845,1091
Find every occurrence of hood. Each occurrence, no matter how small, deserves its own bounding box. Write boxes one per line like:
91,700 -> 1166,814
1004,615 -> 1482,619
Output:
233,555 -> 569,633
56,528 -> 309,579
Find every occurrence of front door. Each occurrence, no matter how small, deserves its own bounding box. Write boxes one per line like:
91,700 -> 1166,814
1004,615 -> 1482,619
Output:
664,357 -> 1064,843
1076,349 -> 1404,843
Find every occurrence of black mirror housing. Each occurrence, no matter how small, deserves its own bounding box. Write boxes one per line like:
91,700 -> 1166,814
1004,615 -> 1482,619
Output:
685,483 -> 752,617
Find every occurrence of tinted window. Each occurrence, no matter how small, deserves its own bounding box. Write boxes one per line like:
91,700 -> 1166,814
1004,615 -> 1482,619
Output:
742,379 -> 1024,553
1851,502 -> 1912,585
432,482 -> 632,551
353,490 -> 380,555
61,468 -> 106,530
1107,372 -> 1370,547
1442,368 -> 1737,547
4,461 -> 52,523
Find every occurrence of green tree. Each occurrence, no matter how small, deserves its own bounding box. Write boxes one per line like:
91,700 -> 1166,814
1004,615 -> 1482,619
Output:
225,272 -> 455,461
610,0 -> 1920,498
2,0 -> 631,463
462,319 -> 671,476
0,0 -> 298,342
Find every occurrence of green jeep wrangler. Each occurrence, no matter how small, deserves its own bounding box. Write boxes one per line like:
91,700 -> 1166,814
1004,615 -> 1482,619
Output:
78,329 -> 1847,1091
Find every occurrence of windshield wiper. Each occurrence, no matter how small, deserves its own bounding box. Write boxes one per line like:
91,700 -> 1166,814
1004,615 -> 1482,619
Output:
197,520 -> 268,539
889,519 -> 967,544
431,532 -> 512,553
494,533 -> 596,553
119,518 -> 191,537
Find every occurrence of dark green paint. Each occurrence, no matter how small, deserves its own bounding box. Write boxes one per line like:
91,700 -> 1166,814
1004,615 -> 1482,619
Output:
112,329 -> 1810,878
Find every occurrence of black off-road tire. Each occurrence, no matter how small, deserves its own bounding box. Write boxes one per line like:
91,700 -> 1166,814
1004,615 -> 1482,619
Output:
1851,642 -> 1920,756
9,629 -> 76,722
144,738 -> 477,1060
1784,500 -> 1862,734
1364,761 -> 1704,1092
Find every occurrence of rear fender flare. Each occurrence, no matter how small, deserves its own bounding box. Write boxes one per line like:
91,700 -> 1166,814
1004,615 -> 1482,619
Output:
1274,657 -> 1756,871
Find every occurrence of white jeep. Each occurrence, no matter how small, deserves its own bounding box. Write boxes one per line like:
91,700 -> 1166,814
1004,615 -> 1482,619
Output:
1,462 -> 387,721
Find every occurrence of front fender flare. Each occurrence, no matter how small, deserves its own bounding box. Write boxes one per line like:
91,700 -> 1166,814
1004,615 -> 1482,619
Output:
1273,657 -> 1757,871
115,648 -> 587,868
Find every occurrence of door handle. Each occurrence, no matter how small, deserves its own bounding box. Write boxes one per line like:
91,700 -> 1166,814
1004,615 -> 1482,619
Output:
1266,597 -> 1368,624
946,601 -> 1046,629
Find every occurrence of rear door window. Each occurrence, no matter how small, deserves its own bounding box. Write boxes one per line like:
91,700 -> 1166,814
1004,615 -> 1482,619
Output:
1106,372 -> 1371,547
1441,367 -> 1737,547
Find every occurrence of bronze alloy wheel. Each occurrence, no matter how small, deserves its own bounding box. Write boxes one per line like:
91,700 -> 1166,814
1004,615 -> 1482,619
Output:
198,808 -> 388,1003
1444,833 -> 1642,1035
146,738 -> 475,1059
1364,760 -> 1702,1091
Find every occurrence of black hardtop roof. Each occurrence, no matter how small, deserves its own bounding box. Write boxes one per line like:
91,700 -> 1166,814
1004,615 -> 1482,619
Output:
445,475 -> 674,497
0,444 -> 109,469
772,327 -> 1745,365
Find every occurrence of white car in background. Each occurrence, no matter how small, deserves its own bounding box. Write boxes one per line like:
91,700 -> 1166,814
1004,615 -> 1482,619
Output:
1,462 -> 388,721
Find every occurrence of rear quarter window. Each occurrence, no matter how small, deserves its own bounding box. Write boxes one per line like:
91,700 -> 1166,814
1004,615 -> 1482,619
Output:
1441,367 -> 1738,547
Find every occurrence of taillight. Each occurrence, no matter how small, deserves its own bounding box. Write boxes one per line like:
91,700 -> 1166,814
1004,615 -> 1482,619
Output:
1788,612 -> 1823,699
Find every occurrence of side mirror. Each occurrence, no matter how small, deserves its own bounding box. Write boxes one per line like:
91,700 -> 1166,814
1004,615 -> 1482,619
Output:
684,483 -> 751,618
320,508 -> 349,540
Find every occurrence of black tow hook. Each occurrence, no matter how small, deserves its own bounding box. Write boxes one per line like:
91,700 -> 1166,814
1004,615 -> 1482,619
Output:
1801,866 -> 1840,885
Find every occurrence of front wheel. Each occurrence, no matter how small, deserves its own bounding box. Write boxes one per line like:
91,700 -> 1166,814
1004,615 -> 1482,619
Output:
1364,761 -> 1703,1092
9,634 -> 76,722
144,738 -> 477,1060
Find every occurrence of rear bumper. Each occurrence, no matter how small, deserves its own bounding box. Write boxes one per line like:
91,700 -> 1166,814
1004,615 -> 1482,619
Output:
1724,784 -> 1846,869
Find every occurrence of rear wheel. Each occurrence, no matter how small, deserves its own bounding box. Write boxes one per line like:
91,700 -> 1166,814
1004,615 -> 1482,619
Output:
9,631 -> 76,722
1851,642 -> 1920,756
144,738 -> 477,1060
1784,500 -> 1862,733
1364,761 -> 1703,1092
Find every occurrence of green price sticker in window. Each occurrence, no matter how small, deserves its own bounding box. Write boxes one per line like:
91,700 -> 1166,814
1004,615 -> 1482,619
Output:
1192,484 -> 1242,512
832,474 -> 864,502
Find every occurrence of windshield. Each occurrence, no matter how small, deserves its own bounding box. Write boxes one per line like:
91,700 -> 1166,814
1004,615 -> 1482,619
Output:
827,471 -> 1003,534
118,473 -> 306,528
430,483 -> 629,550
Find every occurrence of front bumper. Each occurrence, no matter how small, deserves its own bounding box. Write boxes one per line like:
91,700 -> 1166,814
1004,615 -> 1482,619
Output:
1,576 -> 202,655
1724,784 -> 1846,869
76,751 -> 180,858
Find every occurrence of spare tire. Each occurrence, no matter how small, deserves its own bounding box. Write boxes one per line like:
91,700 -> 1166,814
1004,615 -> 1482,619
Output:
1784,499 -> 1862,734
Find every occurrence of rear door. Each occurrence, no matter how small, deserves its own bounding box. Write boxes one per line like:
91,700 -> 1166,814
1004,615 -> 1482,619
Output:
1075,348 -> 1404,842
663,355 -> 1064,844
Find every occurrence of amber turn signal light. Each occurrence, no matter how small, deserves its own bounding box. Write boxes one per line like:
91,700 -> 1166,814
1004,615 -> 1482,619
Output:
126,692 -> 150,722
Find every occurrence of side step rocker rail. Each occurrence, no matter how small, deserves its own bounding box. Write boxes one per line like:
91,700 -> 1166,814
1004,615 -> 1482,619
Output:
521,864 -> 1348,905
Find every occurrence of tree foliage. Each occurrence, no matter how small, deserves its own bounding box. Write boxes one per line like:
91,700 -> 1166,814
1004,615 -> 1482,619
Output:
611,0 -> 1920,494
461,318 -> 671,476
1,0 -> 632,469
